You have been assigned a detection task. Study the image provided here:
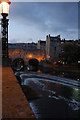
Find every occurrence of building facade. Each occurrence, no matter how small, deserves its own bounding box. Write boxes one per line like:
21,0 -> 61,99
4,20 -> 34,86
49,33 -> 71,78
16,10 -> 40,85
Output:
9,48 -> 45,65
8,35 -> 80,63
46,34 -> 61,61
8,42 -> 37,50
37,40 -> 46,50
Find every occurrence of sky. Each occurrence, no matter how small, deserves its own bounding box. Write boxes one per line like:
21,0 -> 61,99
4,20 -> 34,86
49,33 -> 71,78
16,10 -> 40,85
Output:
0,0 -> 79,2
0,1 -> 79,43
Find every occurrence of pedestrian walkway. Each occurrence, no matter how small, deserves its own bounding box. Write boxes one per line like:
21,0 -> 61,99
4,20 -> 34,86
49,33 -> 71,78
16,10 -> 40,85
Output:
2,67 -> 36,119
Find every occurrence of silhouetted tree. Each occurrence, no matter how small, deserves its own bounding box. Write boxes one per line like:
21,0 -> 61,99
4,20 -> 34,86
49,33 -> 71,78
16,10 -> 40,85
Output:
59,43 -> 80,64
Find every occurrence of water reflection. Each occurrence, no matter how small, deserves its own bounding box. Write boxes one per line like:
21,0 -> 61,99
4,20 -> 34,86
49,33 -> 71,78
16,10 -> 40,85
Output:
38,67 -> 80,80
72,88 -> 80,106
36,80 -> 80,111
15,71 -> 80,118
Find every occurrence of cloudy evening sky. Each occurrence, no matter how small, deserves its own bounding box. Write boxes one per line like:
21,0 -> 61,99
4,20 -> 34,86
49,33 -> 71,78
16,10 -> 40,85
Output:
0,1 -> 79,43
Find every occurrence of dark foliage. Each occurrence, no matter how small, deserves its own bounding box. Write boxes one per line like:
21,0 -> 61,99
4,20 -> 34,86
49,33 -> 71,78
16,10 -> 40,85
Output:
59,43 -> 80,64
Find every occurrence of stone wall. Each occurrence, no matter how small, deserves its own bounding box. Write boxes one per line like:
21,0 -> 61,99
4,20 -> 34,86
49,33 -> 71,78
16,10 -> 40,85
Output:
9,48 -> 45,65
46,34 -> 61,61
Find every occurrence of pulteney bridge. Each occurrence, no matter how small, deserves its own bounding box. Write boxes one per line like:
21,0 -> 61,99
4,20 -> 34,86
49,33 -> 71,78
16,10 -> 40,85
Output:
9,48 -> 45,65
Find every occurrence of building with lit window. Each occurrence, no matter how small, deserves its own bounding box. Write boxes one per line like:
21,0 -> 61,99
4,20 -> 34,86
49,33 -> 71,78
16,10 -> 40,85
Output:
46,34 -> 61,61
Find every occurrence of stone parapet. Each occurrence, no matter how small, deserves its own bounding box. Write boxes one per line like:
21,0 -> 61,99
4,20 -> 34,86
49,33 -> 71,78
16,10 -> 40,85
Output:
2,67 -> 36,119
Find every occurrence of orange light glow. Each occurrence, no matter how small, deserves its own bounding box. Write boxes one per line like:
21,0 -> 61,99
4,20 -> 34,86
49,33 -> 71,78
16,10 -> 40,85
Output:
28,54 -> 33,58
47,55 -> 50,59
1,2 -> 9,14
37,58 -> 42,62
53,62 -> 56,65
61,42 -> 64,44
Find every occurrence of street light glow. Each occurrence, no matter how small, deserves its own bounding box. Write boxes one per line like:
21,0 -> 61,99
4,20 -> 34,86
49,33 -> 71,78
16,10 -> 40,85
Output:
0,0 -> 11,58
1,2 -> 9,14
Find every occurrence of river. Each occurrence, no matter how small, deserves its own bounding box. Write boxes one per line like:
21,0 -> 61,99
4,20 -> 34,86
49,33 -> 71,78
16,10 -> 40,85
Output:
15,68 -> 80,119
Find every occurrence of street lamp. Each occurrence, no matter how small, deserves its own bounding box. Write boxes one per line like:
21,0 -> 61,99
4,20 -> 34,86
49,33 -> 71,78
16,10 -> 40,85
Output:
0,0 -> 11,58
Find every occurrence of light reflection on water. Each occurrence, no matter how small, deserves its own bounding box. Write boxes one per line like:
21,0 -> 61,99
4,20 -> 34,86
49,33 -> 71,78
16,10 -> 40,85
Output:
15,71 -> 80,118
38,68 -> 80,81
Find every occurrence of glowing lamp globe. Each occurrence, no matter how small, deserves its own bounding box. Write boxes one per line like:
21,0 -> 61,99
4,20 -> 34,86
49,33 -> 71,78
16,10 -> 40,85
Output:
0,1 -> 11,16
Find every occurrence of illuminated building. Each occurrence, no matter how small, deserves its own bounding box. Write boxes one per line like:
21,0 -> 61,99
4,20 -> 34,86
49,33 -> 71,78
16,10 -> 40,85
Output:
46,34 -> 61,61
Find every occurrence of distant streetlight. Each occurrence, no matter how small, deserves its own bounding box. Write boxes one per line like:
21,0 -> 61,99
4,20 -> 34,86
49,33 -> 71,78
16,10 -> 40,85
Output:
0,0 -> 11,58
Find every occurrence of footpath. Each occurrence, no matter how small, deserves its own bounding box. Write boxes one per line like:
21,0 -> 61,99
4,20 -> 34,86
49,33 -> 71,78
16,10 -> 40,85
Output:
2,67 -> 36,119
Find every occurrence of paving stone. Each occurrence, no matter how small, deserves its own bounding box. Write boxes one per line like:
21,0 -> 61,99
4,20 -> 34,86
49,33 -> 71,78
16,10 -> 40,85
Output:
2,67 -> 36,119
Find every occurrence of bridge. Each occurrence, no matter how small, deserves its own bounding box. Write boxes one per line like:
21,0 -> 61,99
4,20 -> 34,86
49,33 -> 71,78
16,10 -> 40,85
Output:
9,48 -> 45,66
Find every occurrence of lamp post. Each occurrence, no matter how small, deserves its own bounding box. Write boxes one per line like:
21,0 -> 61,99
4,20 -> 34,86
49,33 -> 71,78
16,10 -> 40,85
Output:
0,0 -> 11,58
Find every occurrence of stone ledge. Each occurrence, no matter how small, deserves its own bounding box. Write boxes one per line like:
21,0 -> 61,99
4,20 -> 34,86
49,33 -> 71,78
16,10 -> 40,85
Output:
2,67 -> 36,119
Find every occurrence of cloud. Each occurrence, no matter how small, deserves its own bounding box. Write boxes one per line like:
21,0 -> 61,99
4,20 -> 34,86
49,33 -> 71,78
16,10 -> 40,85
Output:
10,0 -> 79,2
10,2 -> 78,28
8,2 -> 78,42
